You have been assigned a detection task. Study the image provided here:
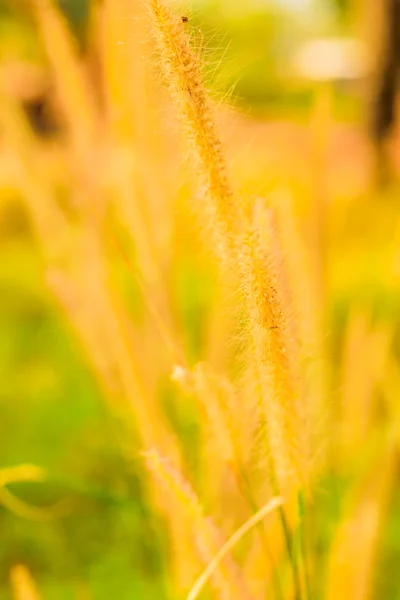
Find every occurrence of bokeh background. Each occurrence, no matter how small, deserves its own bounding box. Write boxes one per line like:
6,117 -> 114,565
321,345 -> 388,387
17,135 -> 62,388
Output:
1,0 -> 400,599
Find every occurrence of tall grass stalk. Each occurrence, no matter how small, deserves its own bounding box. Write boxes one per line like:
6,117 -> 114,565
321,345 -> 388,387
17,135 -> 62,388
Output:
172,362 -> 285,599
148,2 -> 310,597
186,496 -> 283,600
144,449 -> 251,599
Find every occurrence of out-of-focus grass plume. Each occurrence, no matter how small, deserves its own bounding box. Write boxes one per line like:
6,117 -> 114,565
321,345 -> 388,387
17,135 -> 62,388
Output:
0,0 -> 400,598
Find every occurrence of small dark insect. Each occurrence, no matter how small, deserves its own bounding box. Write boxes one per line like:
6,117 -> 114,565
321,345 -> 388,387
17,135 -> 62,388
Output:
181,16 -> 189,23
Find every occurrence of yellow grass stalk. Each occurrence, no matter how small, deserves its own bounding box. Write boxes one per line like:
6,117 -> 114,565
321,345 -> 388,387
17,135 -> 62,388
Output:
44,222 -> 183,455
308,84 -> 331,302
104,145 -> 179,353
172,362 -> 252,515
239,211 -> 310,600
190,362 -> 260,517
149,0 -> 240,246
0,77 -> 66,242
172,363 -> 287,599
99,0 -> 148,144
258,191 -> 326,483
339,310 -> 392,462
186,496 -> 283,600
242,207 -> 308,493
325,436 -> 396,600
30,0 -> 99,159
98,0 -> 181,356
172,361 -> 256,496
192,363 -> 239,465
10,565 -> 40,600
145,449 -> 251,600
271,190 -> 325,406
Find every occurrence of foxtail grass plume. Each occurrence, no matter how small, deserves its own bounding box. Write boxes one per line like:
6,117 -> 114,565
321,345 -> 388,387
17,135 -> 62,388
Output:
149,0 -> 240,247
149,0 -> 309,495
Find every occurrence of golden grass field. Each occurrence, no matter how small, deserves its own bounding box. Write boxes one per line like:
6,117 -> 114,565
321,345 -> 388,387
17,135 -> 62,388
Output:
0,0 -> 400,599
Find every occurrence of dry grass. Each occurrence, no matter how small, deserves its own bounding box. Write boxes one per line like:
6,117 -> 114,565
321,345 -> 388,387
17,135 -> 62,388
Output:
0,0 -> 398,599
